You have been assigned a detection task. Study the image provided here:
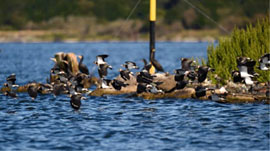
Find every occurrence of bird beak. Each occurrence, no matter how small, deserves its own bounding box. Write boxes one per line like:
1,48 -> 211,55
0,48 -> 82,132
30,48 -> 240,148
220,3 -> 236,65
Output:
50,58 -> 57,63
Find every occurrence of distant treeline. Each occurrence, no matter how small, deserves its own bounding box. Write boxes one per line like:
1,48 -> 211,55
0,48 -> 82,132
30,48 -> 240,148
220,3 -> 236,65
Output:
0,0 -> 268,30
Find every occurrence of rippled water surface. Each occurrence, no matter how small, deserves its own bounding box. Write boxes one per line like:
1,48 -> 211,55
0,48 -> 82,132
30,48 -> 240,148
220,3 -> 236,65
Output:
0,42 -> 269,150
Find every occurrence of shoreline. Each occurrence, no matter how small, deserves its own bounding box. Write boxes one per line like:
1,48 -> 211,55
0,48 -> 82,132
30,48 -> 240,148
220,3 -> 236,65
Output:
0,30 -> 220,43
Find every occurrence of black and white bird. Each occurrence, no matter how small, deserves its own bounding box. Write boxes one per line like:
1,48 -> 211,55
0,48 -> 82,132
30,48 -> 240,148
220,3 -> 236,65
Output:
4,73 -> 18,88
94,54 -> 112,79
258,53 -> 270,70
98,64 -> 112,79
136,70 -> 156,84
231,70 -> 244,83
70,93 -> 82,110
94,54 -> 109,65
237,57 -> 257,85
197,66 -> 214,83
122,61 -> 139,71
119,68 -> 131,81
181,58 -> 196,71
78,55 -> 89,75
27,84 -> 38,100
111,79 -> 129,90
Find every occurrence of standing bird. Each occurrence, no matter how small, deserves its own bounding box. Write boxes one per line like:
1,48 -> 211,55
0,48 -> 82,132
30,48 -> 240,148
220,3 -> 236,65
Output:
197,66 -> 214,83
237,57 -> 258,85
141,59 -> 152,73
231,70 -> 244,83
119,68 -> 131,81
27,85 -> 38,100
78,55 -> 89,75
111,79 -> 129,90
181,58 -> 196,71
150,55 -> 164,72
70,93 -> 82,110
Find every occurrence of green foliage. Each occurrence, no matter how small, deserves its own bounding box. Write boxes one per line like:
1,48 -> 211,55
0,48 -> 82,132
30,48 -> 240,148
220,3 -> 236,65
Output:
0,0 -> 268,30
207,18 -> 270,84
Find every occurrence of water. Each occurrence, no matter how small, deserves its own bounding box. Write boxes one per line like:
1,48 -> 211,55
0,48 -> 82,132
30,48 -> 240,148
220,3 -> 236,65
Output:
0,42 -> 269,150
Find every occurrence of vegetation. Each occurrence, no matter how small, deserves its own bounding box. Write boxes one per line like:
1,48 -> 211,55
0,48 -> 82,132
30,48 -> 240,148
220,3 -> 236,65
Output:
0,0 -> 268,31
207,18 -> 270,84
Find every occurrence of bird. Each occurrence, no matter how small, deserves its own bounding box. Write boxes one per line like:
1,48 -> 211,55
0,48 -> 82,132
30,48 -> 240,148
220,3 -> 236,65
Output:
119,68 -> 131,81
258,53 -> 270,70
52,83 -> 68,97
141,58 -> 152,72
197,66 -> 214,83
174,69 -> 190,82
195,86 -> 208,98
231,70 -> 244,83
94,54 -> 109,65
70,93 -> 82,110
150,58 -> 164,72
136,71 -> 156,84
4,91 -> 17,99
78,55 -> 89,75
145,83 -> 164,94
98,64 -> 112,79
27,85 -> 38,100
121,61 -> 139,71
181,58 -> 196,71
111,79 -> 129,90
5,73 -> 18,88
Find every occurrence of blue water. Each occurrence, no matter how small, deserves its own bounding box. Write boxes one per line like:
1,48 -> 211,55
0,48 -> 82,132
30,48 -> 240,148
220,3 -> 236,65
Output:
0,42 -> 269,151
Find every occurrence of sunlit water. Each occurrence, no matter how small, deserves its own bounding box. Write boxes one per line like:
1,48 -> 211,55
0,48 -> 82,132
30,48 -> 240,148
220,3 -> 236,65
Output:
0,42 -> 269,150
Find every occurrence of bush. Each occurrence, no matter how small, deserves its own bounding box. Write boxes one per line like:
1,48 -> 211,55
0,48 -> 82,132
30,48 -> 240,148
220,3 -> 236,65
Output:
207,18 -> 270,84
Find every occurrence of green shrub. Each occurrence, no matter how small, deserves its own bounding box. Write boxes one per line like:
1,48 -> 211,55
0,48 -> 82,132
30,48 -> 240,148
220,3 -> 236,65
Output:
207,18 -> 270,84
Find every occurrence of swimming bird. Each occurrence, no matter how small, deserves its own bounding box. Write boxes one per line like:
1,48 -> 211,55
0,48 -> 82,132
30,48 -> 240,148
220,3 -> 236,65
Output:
5,73 -> 18,88
70,93 -> 82,110
197,66 -> 214,83
181,58 -> 196,71
4,91 -> 17,99
27,85 -> 38,100
78,55 -> 89,75
122,61 -> 139,71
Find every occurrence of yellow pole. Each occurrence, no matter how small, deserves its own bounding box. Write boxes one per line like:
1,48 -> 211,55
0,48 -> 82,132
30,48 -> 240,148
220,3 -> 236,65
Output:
149,0 -> 156,74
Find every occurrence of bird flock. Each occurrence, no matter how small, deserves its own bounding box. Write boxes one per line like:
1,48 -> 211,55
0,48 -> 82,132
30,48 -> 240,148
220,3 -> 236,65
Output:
2,53 -> 270,109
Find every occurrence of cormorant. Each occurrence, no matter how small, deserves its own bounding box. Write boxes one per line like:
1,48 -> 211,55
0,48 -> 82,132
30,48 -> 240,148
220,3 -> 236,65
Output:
78,55 -> 89,75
